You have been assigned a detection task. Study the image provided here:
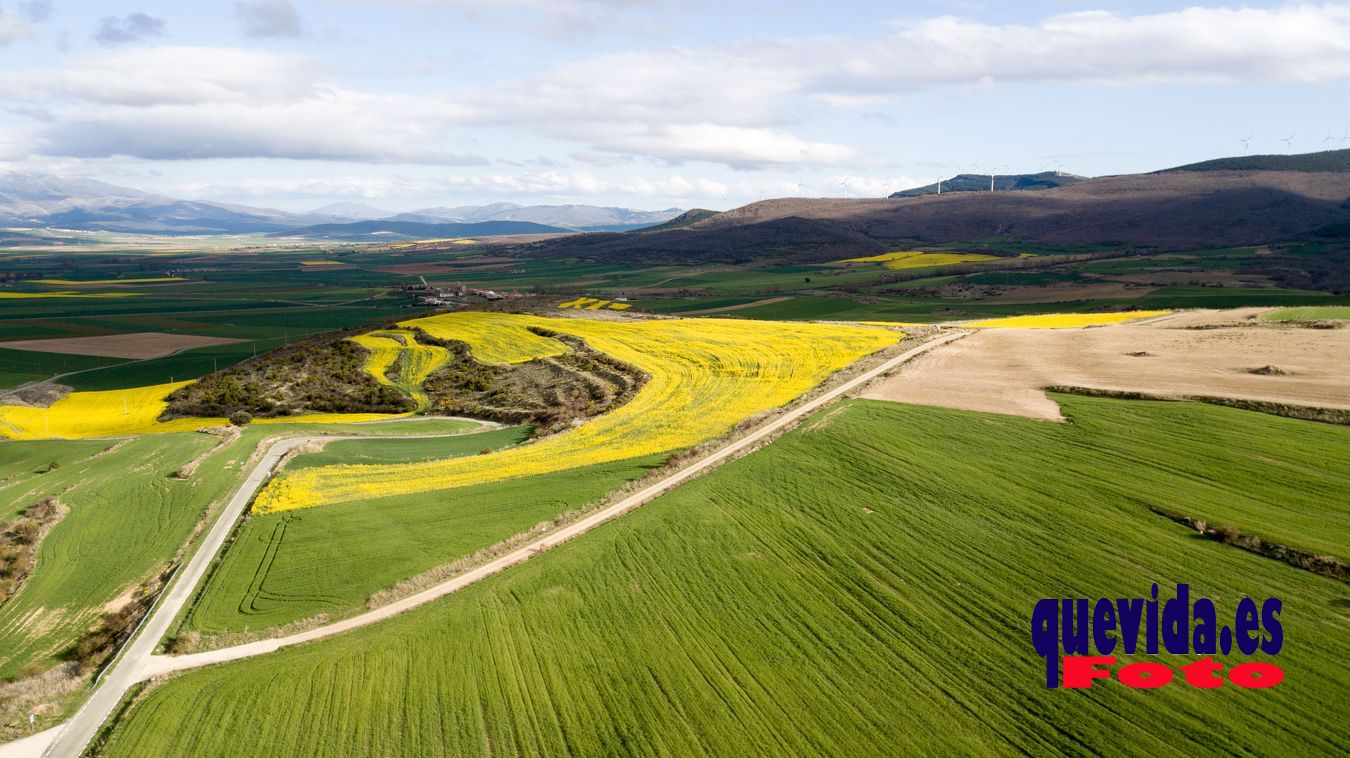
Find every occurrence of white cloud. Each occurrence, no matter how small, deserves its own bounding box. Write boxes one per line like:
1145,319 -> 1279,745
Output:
41,98 -> 485,164
603,124 -> 865,169
3,47 -> 481,164
847,5 -> 1350,89
459,3 -> 1350,168
0,47 -> 323,106
6,4 -> 1350,175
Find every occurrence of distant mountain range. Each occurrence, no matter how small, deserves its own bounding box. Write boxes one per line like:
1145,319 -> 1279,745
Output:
277,219 -> 573,240
0,173 -> 684,236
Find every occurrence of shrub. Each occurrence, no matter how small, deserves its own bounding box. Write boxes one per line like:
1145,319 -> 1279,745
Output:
229,410 -> 253,427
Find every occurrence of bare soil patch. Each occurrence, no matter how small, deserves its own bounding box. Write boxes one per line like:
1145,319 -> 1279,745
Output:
863,312 -> 1350,421
0,332 -> 243,360
0,382 -> 71,408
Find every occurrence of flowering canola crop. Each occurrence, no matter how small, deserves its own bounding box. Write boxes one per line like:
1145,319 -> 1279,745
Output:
0,383 -> 408,440
410,311 -> 571,364
841,251 -> 1004,269
559,297 -> 631,311
349,329 -> 451,410
964,311 -> 1170,328
0,382 -> 206,439
252,312 -> 900,512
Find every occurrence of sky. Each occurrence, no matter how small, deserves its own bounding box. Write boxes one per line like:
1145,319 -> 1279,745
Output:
1,1 -> 1349,212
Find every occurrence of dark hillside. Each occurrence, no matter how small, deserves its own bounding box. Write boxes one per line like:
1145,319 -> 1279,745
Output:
1162,149 -> 1350,173
515,170 -> 1350,263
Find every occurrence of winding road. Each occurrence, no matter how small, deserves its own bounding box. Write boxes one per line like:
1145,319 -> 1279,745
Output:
11,330 -> 965,758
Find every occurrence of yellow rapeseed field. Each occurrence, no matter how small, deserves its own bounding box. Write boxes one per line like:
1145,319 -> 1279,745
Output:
0,382 -> 409,440
559,296 -> 631,311
252,312 -> 900,512
841,251 -> 1003,269
0,382 -> 205,439
411,311 -> 570,364
964,311 -> 1171,328
349,329 -> 451,410
299,260 -> 347,266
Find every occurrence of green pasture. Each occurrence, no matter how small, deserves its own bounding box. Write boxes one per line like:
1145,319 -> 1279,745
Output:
99,396 -> 1349,755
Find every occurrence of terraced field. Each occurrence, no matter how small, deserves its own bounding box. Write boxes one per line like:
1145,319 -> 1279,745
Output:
97,396 -> 1350,755
348,329 -> 451,410
252,313 -> 899,513
410,311 -> 569,364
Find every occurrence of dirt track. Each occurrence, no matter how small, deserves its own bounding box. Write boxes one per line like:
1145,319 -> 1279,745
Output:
862,312 -> 1350,420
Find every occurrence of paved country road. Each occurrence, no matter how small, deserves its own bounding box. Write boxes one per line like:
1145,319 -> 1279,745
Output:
13,330 -> 965,758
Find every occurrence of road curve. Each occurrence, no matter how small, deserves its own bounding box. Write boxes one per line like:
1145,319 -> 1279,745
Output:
28,330 -> 967,757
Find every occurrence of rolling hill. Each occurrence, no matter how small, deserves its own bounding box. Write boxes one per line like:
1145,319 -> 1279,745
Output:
518,164 -> 1350,263
1162,148 -> 1350,173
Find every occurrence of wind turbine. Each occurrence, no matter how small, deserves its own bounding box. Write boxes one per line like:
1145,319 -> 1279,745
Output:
1238,134 -> 1252,155
840,180 -> 849,199
1342,128 -> 1350,147
989,164 -> 1008,192
1281,133 -> 1295,154
1323,129 -> 1336,151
